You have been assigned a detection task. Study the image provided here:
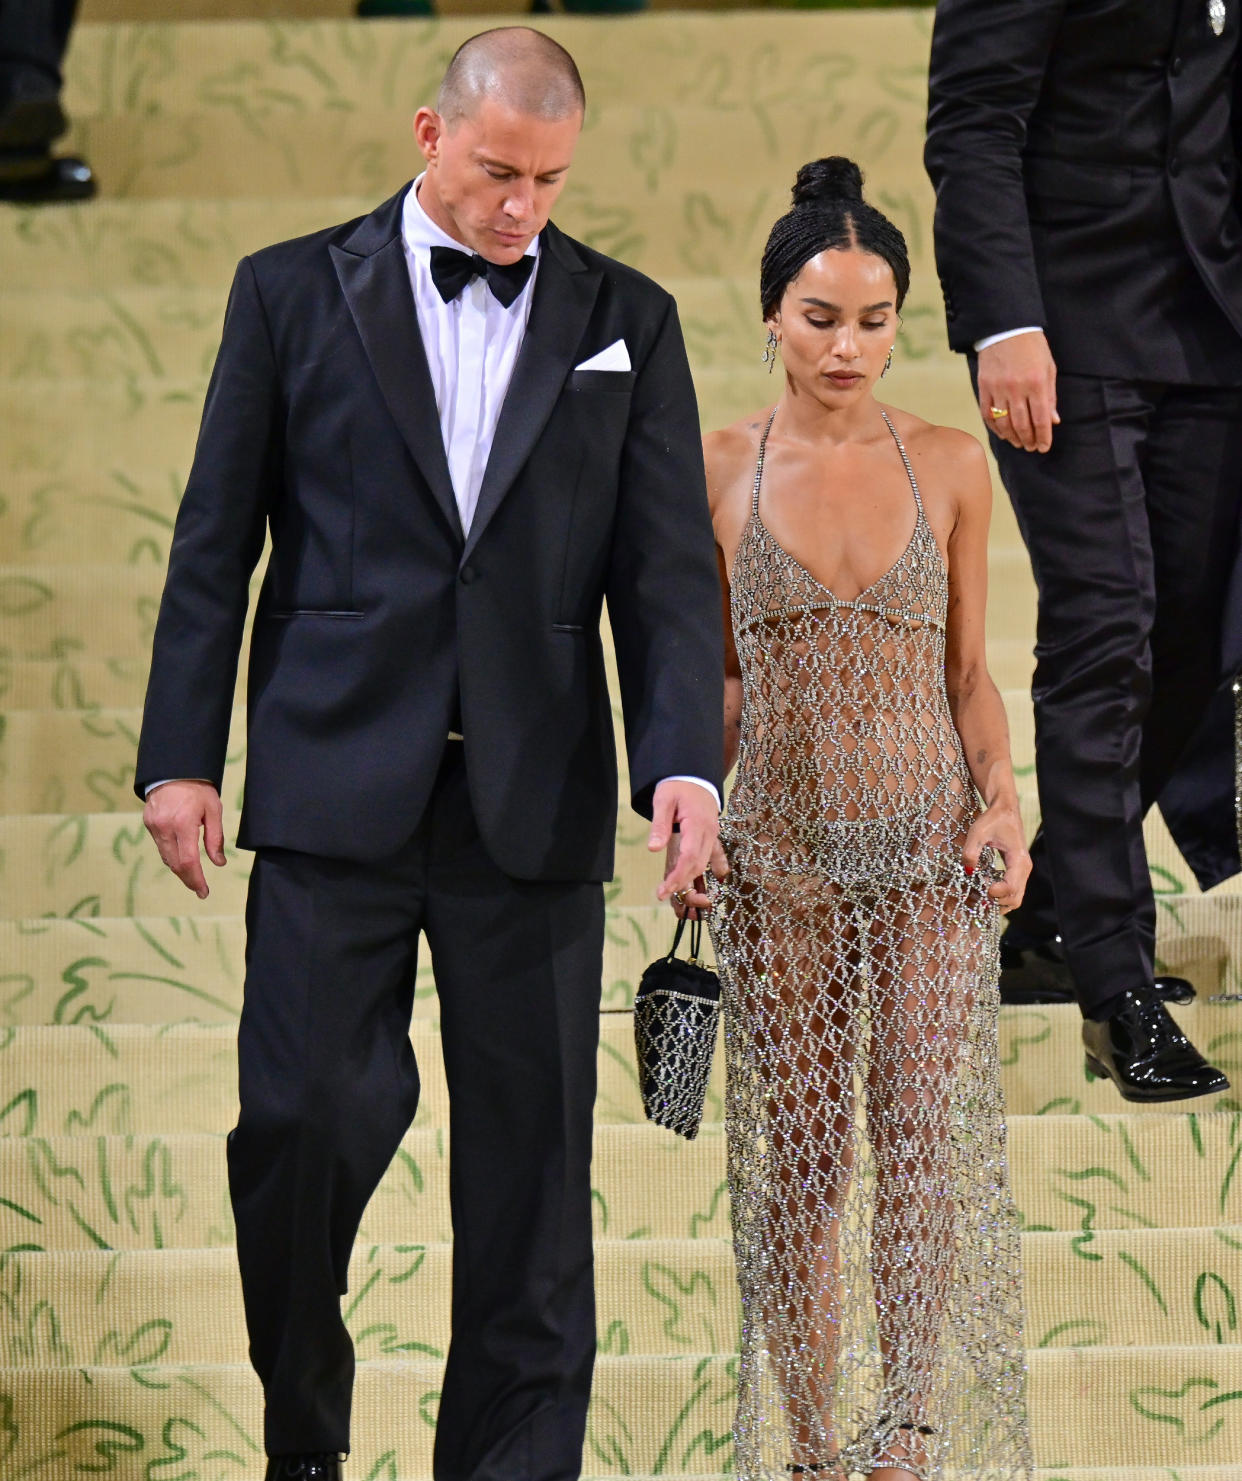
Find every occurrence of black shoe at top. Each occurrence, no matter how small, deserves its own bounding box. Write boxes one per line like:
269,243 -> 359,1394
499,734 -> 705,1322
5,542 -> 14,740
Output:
0,154 -> 95,203
999,931 -> 1195,1007
1082,988 -> 1229,1103
266,1457 -> 342,1481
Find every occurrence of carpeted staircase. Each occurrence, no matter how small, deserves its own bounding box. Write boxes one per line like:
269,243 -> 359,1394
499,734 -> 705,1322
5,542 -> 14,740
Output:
2,11 -> 1241,1480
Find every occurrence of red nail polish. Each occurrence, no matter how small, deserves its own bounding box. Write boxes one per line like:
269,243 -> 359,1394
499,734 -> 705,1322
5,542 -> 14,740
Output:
964,865 -> 974,875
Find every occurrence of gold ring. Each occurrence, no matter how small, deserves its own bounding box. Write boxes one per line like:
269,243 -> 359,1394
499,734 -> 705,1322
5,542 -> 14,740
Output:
989,406 -> 1009,419
672,891 -> 686,905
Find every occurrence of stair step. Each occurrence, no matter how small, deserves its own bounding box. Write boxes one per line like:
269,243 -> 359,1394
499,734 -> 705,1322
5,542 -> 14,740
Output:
3,993 -> 1241,1139
4,785 -> 1228,922
0,635 -> 1036,710
2,1344 -> 1240,1470
0,688 -> 1044,814
62,13 -> 928,123
59,100 -> 933,205
0,810 -> 675,917
0,185 -> 781,293
3,1113 -> 1241,1252
0,280 -> 957,386
0,364 -> 986,484
4,1224 -> 1241,1371
0,909 -> 660,1024
0,551 -> 1038,668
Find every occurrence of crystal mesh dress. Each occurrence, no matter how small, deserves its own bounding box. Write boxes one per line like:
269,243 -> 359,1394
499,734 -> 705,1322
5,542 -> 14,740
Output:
709,409 -> 1032,1480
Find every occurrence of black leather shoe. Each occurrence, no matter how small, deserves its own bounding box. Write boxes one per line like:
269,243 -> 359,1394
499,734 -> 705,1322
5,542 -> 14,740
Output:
265,1457 -> 342,1481
1082,988 -> 1229,1103
999,933 -> 1077,1004
1000,932 -> 1195,1006
0,155 -> 96,203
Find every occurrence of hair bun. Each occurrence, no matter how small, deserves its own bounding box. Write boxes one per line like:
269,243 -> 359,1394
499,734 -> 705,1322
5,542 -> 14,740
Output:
791,157 -> 865,209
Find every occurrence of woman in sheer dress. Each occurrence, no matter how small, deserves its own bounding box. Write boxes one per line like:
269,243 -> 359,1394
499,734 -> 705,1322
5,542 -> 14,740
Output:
674,159 -> 1034,1481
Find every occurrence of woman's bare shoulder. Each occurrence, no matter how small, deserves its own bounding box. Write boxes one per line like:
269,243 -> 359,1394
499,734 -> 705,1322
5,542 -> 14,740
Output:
884,407 -> 990,503
703,410 -> 771,515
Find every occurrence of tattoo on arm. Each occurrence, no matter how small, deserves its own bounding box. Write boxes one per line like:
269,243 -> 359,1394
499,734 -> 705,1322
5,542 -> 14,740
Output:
975,748 -> 988,766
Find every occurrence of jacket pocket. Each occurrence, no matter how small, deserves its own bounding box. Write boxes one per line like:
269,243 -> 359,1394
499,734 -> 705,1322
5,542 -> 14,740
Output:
263,609 -> 366,620
567,369 -> 637,392
1024,155 -> 1132,207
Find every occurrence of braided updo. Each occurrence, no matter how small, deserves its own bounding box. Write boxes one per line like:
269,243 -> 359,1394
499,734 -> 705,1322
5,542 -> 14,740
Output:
759,157 -> 910,320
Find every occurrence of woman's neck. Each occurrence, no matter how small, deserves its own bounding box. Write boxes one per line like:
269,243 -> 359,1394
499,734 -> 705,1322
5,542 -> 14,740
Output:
775,379 -> 885,446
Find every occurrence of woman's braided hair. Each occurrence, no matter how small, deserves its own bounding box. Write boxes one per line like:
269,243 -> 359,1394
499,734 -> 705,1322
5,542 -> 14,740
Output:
760,157 -> 910,320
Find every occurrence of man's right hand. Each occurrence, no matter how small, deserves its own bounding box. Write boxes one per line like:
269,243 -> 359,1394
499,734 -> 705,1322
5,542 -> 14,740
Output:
143,781 -> 227,899
976,330 -> 1059,453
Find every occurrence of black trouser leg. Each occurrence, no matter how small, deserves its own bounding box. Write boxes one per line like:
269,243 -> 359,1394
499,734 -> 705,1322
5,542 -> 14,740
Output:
426,752 -> 603,1481
230,840 -> 425,1454
1138,387 -> 1242,805
988,374 -> 1242,1014
0,0 -> 79,91
231,744 -> 604,1470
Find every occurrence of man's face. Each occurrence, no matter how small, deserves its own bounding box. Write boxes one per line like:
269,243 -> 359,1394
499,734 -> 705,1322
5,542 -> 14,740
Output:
414,98 -> 582,264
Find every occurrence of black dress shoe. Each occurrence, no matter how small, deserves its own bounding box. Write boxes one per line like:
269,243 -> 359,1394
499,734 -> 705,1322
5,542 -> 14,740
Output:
0,155 -> 96,203
999,932 -> 1196,1006
265,1456 -> 342,1481
1082,988 -> 1229,1103
999,933 -> 1077,1004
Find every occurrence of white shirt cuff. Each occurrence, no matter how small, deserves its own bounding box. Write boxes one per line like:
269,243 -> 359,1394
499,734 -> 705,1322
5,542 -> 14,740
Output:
144,778 -> 211,796
662,775 -> 722,811
973,326 -> 1043,352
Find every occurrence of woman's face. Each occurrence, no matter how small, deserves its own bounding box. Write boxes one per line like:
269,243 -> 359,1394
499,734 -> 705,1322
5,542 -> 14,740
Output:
767,247 -> 900,405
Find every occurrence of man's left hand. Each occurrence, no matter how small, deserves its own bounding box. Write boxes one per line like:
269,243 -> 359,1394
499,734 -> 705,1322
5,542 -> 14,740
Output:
649,780 -> 720,908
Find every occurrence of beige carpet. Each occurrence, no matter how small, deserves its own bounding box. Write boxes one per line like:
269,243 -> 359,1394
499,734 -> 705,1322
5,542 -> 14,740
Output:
2,10 -> 1241,1479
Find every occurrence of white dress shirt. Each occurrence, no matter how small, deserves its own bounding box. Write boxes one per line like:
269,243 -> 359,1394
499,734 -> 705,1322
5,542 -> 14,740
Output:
402,174 -> 539,535
973,325 -> 1043,351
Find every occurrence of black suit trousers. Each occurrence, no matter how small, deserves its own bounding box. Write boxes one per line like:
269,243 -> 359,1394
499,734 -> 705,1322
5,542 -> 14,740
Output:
228,742 -> 604,1470
984,371 -> 1242,1011
0,0 -> 78,90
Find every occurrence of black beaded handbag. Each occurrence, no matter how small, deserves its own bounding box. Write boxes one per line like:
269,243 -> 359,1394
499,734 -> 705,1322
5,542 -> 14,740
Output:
633,914 -> 721,1140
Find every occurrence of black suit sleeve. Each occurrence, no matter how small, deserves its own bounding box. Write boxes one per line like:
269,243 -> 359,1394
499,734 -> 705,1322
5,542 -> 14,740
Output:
134,257 -> 280,796
605,293 -> 725,819
924,0 -> 1066,350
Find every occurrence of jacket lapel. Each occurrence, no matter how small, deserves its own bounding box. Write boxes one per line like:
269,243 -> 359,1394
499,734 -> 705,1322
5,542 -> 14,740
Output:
330,186 -> 463,544
461,223 -> 603,563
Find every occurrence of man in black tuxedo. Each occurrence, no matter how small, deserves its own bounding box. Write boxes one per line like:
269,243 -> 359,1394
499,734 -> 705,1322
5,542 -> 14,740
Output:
136,29 -> 723,1481
0,0 -> 94,201
925,0 -> 1239,1102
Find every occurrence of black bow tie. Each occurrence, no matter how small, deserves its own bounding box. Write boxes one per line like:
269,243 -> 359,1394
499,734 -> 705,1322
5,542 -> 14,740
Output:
428,245 -> 534,309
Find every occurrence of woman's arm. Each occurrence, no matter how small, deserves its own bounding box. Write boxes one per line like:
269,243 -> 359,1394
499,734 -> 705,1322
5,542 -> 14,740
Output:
942,431 -> 1031,911
719,542 -> 744,781
670,428 -> 748,918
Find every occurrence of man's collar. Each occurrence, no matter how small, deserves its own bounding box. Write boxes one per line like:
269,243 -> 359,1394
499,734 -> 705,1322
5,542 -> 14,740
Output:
403,172 -> 540,261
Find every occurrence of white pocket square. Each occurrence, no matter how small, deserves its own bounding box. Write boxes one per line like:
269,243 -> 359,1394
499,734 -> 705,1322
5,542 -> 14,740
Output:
574,339 -> 631,372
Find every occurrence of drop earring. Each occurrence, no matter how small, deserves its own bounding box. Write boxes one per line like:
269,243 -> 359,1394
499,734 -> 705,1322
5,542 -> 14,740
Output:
882,346 -> 894,378
763,328 -> 780,374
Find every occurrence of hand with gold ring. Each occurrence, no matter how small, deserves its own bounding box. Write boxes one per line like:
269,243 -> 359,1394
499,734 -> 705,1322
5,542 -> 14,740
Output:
975,330 -> 1060,453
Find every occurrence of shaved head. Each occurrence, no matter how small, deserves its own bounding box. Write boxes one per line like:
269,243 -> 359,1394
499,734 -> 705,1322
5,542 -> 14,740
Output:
437,27 -> 586,128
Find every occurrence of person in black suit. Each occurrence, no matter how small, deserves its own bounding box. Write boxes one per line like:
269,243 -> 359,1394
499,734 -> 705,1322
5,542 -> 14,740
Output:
136,29 -> 724,1481
925,0 -> 1239,1102
0,0 -> 94,202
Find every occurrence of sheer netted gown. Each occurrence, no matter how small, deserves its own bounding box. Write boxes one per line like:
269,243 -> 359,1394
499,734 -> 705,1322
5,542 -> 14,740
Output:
708,410 -> 1032,1480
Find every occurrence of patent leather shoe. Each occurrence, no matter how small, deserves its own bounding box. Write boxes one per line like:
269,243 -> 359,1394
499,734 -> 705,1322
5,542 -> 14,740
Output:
0,154 -> 96,203
1082,988 -> 1228,1103
999,932 -> 1194,1006
265,1456 -> 342,1481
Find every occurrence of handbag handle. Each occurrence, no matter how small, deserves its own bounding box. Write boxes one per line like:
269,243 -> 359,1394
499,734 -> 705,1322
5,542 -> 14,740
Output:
667,912 -> 704,966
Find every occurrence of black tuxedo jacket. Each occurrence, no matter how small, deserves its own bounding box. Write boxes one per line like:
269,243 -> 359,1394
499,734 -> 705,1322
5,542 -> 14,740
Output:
926,0 -> 1242,382
135,186 -> 724,881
